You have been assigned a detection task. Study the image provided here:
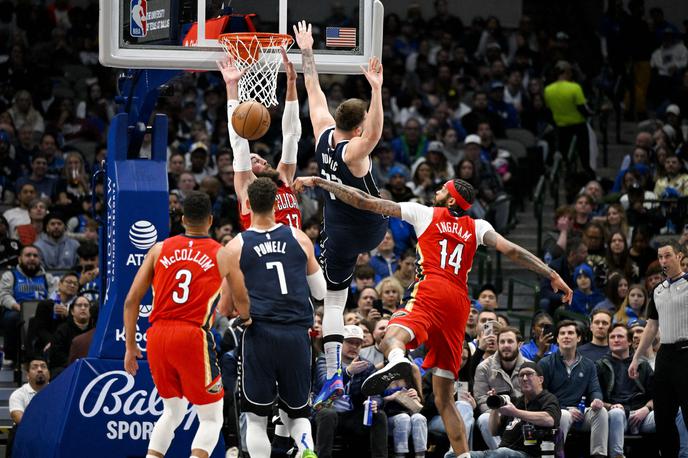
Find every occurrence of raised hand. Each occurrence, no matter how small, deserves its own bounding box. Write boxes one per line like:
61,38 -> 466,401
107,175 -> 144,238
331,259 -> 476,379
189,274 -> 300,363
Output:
280,48 -> 297,82
216,57 -> 246,85
361,56 -> 383,90
293,20 -> 314,50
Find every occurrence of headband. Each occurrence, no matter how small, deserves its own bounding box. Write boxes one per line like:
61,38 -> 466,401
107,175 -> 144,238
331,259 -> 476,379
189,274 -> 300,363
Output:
444,180 -> 471,211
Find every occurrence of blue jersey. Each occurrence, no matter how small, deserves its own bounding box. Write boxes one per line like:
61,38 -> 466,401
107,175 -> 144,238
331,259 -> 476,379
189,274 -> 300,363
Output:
315,126 -> 387,228
239,224 -> 313,327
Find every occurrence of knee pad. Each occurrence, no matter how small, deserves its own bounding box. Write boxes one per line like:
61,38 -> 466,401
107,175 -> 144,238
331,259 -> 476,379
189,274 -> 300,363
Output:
191,399 -> 224,453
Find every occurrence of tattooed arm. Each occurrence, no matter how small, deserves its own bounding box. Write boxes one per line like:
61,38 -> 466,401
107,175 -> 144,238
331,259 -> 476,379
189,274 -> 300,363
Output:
293,20 -> 334,137
483,230 -> 573,303
294,176 -> 401,218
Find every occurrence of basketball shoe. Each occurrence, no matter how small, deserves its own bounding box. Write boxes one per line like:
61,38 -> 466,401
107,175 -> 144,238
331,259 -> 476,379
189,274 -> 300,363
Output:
312,368 -> 343,411
302,450 -> 318,458
361,358 -> 412,396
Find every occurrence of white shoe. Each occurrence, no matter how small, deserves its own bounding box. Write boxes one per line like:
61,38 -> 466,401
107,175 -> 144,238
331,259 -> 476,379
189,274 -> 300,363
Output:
226,446 -> 239,458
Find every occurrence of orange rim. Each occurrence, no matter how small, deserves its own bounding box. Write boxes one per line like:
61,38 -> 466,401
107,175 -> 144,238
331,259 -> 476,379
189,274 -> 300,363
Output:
218,32 -> 294,48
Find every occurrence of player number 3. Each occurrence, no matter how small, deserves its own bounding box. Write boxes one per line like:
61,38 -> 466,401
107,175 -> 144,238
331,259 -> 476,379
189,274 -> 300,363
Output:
172,269 -> 192,304
438,239 -> 463,274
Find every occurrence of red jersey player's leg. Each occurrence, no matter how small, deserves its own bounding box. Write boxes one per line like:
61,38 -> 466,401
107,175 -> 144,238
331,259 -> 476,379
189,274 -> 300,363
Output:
147,324 -> 184,399
175,326 -> 224,405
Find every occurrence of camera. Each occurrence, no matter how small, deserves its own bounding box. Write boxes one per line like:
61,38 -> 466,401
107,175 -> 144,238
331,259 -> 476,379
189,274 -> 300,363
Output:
486,394 -> 510,409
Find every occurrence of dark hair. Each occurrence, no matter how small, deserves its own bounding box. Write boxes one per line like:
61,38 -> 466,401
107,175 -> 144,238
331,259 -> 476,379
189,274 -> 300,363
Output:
302,217 -> 320,230
247,177 -> 277,214
77,241 -> 99,259
591,308 -> 613,322
401,248 -> 416,260
610,322 -> 633,341
479,283 -> 497,296
658,239 -> 683,256
354,265 -> 375,279
449,179 -> 476,215
182,191 -> 212,225
60,271 -> 80,282
603,270 -> 627,308
556,319 -> 581,337
20,244 -> 39,256
334,98 -> 368,131
497,326 -> 522,342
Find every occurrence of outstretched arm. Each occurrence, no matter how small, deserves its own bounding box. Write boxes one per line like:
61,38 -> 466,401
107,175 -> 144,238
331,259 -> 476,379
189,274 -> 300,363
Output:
277,48 -> 300,186
294,176 -> 400,218
344,56 -> 384,165
293,20 -> 335,138
482,230 -> 573,303
217,58 -> 253,210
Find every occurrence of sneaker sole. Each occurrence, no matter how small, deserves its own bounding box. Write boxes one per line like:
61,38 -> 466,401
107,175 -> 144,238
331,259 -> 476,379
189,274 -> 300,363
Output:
362,361 -> 412,396
312,386 -> 344,412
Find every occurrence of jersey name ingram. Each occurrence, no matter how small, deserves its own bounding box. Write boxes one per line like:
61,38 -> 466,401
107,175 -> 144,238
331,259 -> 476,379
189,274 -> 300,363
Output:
253,240 -> 287,258
434,221 -> 473,241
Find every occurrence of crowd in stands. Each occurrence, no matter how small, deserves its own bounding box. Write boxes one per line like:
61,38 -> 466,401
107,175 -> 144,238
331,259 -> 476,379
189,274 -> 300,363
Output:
3,0 -> 688,456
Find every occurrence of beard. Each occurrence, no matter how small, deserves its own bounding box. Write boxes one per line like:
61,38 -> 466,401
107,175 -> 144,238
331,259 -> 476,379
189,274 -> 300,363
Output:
433,194 -> 448,207
34,374 -> 47,386
500,349 -> 517,362
22,263 -> 40,276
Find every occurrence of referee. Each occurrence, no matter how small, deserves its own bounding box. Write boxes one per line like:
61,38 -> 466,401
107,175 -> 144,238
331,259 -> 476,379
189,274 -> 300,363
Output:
629,240 -> 688,456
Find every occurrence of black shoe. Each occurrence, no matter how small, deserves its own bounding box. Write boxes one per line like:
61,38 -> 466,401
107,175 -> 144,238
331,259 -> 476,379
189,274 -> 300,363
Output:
361,359 -> 412,396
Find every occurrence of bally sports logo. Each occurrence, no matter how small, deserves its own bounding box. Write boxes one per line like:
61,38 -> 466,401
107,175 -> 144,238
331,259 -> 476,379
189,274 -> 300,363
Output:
79,370 -> 197,440
129,220 -> 158,250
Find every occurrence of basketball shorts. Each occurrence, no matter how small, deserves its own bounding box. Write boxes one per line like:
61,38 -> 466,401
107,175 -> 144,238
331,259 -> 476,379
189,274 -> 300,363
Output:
388,279 -> 470,380
147,320 -> 223,405
240,321 -> 312,418
319,219 -> 388,290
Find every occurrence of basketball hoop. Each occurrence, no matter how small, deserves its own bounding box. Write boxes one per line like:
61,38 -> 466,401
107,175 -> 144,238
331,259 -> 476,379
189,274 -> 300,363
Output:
219,32 -> 294,107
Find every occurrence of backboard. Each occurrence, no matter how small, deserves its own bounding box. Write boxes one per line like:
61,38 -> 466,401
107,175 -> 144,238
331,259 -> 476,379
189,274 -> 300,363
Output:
100,0 -> 383,74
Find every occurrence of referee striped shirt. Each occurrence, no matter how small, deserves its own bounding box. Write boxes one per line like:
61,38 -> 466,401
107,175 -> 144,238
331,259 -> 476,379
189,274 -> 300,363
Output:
648,273 -> 688,344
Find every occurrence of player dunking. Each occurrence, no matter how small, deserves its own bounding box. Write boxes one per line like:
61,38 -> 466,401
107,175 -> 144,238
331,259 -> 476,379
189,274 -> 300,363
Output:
293,20 -> 388,410
217,49 -> 302,230
224,178 -> 326,458
124,191 -> 229,458
295,177 -> 573,457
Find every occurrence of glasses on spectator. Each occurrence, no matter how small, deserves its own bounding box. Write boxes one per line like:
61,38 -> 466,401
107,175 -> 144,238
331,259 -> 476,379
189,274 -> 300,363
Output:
73,301 -> 90,308
62,279 -> 79,286
519,371 -> 538,379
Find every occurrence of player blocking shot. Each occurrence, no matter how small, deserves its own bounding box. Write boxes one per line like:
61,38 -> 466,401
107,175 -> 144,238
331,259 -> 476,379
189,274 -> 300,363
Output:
294,176 -> 572,458
217,48 -> 302,231
224,178 -> 326,458
293,20 -> 389,411
123,191 -> 231,458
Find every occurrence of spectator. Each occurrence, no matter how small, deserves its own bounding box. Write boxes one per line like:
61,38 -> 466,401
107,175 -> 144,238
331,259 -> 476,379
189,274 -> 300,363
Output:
3,182 -> 35,238
0,245 -> 56,364
593,271 -> 628,312
354,286 -> 379,322
15,198 -> 47,245
414,141 -> 454,182
406,162 -> 438,205
473,327 -> 528,450
313,325 -> 387,458
36,133 -> 64,178
48,295 -> 92,378
628,227 -> 657,275
360,319 -> 388,368
572,193 -> 594,235
615,284 -> 648,326
539,320 -> 608,458
568,263 -> 605,317
34,212 -> 80,269
597,324 -> 655,457
369,230 -> 398,283
394,249 -> 416,290
375,277 -> 404,315
539,240 -> 587,313
469,362 -> 560,458
542,205 -> 575,264
606,231 -> 639,282
520,312 -> 558,362
385,166 -> 415,203
16,154 -> 58,201
173,171 -> 197,202
373,142 -> 409,186
649,29 -> 688,108
461,91 -> 505,138
578,309 -> 612,362
654,153 -> 688,196
544,60 -> 595,179
487,81 -> 520,130
167,151 -> 187,190
477,122 -> 513,186
382,366 -> 427,458
476,284 -> 499,311
75,241 -> 100,300
25,271 -> 79,359
9,358 -> 50,427
0,215 -> 20,269
600,203 -> 630,241
7,90 -> 44,136
391,118 -> 428,166
54,151 -> 90,218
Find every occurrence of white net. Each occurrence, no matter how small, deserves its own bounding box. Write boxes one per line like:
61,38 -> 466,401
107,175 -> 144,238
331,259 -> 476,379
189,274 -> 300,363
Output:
219,33 -> 294,107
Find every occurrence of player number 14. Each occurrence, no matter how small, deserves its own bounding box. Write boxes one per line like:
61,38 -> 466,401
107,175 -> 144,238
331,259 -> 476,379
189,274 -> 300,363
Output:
438,239 -> 463,274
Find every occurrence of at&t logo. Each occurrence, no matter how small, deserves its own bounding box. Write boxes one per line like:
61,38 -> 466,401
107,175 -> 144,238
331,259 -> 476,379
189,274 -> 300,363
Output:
127,220 -> 157,266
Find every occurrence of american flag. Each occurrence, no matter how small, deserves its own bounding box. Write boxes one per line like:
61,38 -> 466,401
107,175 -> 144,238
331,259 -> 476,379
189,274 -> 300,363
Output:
325,27 -> 356,47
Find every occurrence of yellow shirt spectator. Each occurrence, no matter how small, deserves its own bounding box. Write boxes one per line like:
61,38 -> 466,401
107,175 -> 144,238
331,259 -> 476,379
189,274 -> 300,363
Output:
544,80 -> 587,127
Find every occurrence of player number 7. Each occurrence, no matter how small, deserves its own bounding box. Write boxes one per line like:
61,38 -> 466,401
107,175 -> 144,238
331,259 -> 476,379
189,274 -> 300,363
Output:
266,261 -> 288,295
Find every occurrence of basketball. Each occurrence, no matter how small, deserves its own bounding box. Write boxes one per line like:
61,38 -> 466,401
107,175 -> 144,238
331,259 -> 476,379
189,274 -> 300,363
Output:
232,101 -> 271,140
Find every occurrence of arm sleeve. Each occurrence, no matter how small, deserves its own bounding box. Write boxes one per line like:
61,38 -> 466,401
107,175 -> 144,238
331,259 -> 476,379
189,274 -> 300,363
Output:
399,202 -> 434,237
474,219 -> 495,246
307,269 -> 326,301
227,100 -> 252,172
281,100 -> 301,164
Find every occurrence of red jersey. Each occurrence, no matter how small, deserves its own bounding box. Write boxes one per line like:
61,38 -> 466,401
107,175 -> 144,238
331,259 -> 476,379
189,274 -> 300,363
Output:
150,235 -> 223,327
400,203 -> 494,295
239,183 -> 301,230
